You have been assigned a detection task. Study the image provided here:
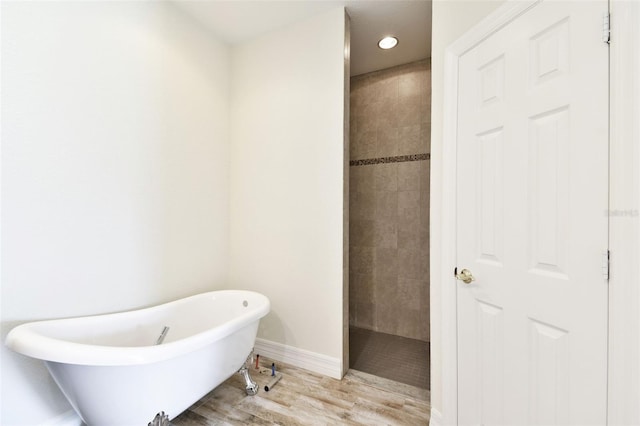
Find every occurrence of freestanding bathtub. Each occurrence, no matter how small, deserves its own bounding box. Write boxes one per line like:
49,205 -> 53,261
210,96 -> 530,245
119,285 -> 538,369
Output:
5,290 -> 270,425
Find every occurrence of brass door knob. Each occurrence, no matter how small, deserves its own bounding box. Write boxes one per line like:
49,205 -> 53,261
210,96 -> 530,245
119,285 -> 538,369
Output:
456,268 -> 475,284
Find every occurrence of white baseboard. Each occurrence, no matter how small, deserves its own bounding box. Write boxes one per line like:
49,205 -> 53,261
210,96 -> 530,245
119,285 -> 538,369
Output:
254,338 -> 342,379
40,409 -> 82,426
430,408 -> 442,426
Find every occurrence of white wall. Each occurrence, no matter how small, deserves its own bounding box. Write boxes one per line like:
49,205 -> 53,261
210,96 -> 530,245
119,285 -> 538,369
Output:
430,0 -> 505,420
229,7 -> 347,373
1,2 -> 230,424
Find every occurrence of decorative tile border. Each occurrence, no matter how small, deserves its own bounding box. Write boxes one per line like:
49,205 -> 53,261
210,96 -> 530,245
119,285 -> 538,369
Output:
349,153 -> 430,167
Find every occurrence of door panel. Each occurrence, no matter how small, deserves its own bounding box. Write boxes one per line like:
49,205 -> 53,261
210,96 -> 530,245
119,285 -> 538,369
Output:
456,2 -> 608,425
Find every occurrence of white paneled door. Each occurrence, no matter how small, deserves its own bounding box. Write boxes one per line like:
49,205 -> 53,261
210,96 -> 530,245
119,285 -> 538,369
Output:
456,1 -> 609,425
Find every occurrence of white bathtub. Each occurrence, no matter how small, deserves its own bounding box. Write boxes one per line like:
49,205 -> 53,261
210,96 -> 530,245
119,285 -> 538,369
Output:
5,290 -> 270,425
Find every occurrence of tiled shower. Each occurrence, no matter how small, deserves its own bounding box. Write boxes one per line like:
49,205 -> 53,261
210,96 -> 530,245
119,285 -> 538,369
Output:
349,59 -> 430,388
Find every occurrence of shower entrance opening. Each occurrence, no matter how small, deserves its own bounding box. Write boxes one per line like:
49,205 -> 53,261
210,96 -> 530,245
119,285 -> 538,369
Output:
347,59 -> 431,391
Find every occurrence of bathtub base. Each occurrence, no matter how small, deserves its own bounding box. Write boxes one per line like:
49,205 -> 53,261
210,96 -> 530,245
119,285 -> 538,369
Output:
238,352 -> 258,396
6,290 -> 270,425
45,322 -> 260,425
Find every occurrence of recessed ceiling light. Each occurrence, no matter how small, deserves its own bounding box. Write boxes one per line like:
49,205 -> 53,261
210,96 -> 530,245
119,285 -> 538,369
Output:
378,36 -> 398,50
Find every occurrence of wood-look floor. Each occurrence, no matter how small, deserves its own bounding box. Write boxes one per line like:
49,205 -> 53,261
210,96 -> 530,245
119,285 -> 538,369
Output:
172,358 -> 430,425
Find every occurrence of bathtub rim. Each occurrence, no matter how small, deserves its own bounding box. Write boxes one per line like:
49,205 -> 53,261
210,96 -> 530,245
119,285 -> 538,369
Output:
5,289 -> 270,366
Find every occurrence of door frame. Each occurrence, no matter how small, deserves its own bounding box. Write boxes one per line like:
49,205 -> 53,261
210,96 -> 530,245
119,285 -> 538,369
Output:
437,0 -> 640,425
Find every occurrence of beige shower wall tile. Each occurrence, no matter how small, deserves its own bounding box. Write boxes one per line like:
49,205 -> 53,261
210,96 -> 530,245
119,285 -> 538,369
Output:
398,161 -> 421,191
417,311 -> 430,341
419,67 -> 431,96
350,246 -> 375,274
350,191 -> 375,221
420,208 -> 429,232
398,189 -> 421,242
356,299 -> 375,329
350,83 -> 367,110
420,102 -> 430,126
376,127 -> 399,158
351,75 -> 377,105
396,275 -> 429,340
371,74 -> 399,104
350,111 -> 357,133
351,73 -> 368,87
397,99 -> 421,128
354,113 -> 377,134
420,229 -> 429,252
421,88 -> 431,107
418,67 -> 430,90
374,267 -> 400,335
421,250 -> 429,279
351,130 -> 376,160
375,191 -> 398,221
398,125 -> 421,156
349,59 -> 432,340
376,100 -> 400,130
420,125 -> 431,153
374,247 -> 399,335
419,273 -> 430,342
374,219 -> 398,249
351,271 -> 375,328
398,228 -> 421,251
396,308 -> 428,340
398,190 -> 421,212
420,163 -> 431,233
349,303 -> 356,325
399,205 -> 420,230
376,300 -> 400,336
350,166 -> 375,193
374,247 -> 398,278
375,163 -> 398,192
398,277 -> 423,311
360,100 -> 384,118
420,161 -> 431,194
398,248 -> 428,280
399,72 -> 421,100
351,219 -> 375,247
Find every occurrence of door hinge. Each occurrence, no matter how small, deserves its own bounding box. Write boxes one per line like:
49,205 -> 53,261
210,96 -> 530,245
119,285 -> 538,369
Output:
603,13 -> 610,44
602,250 -> 610,281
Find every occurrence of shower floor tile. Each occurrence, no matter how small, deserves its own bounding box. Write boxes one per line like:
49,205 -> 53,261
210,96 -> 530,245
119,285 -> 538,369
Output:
349,326 -> 430,389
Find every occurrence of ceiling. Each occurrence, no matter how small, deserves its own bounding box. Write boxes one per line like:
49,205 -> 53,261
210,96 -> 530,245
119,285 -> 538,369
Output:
173,1 -> 432,76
